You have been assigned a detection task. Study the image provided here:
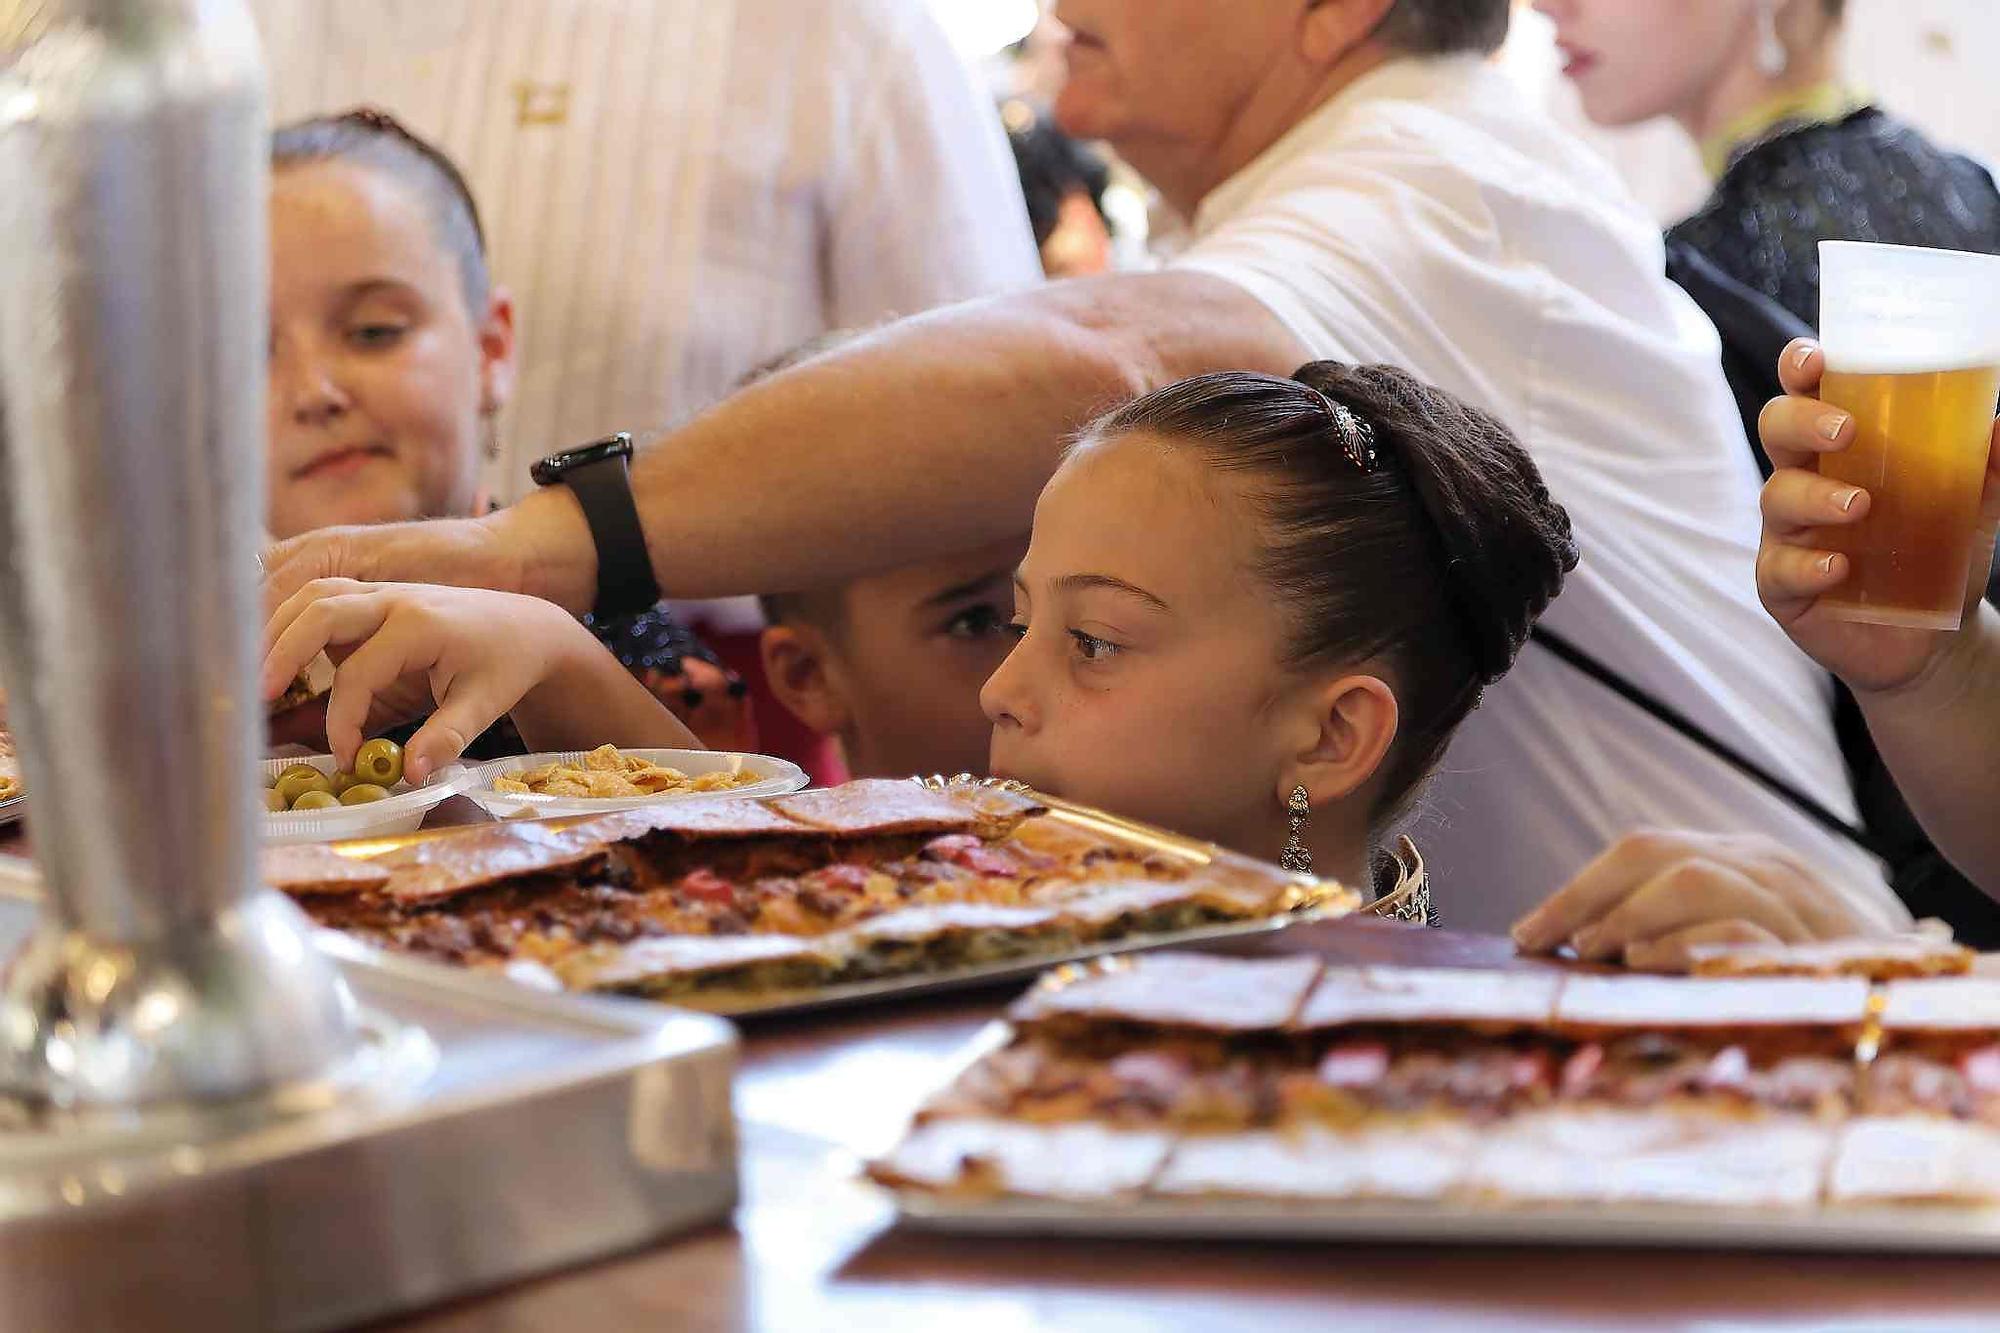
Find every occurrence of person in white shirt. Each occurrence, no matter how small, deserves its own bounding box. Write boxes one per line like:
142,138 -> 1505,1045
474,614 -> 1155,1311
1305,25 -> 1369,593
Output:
263,0 -> 1907,934
248,0 -> 1043,492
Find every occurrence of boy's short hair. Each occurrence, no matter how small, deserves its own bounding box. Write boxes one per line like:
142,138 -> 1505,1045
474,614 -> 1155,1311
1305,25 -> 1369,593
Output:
758,585 -> 846,636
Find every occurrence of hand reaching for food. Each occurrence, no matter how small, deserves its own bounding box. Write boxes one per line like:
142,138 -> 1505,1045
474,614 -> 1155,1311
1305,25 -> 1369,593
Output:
1511,829 -> 1913,972
260,579 -> 702,782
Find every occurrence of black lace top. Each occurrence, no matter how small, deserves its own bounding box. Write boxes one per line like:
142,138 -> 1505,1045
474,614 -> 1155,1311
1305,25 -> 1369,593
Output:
1670,106 -> 2000,331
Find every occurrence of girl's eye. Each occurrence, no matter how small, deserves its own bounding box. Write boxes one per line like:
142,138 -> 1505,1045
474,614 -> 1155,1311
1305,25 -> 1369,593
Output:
1001,619 -> 1029,643
943,604 -> 1007,640
347,322 -> 407,349
1069,629 -> 1121,663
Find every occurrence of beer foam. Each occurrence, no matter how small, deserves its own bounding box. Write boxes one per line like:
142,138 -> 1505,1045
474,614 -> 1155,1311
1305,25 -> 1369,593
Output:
1821,344 -> 2000,377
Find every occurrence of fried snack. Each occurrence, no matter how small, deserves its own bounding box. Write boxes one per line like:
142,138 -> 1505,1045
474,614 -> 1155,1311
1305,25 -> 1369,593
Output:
1687,935 -> 1974,981
491,744 -> 761,800
0,727 -> 19,802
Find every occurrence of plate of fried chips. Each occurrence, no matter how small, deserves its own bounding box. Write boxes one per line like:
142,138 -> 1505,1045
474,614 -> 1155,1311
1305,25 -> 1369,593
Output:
466,744 -> 807,818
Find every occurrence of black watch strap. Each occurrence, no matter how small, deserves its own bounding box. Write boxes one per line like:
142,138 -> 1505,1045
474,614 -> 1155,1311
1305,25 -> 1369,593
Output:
530,434 -> 661,620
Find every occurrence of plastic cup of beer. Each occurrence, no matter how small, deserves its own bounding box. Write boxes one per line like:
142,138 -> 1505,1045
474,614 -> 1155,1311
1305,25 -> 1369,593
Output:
1815,240 -> 2000,630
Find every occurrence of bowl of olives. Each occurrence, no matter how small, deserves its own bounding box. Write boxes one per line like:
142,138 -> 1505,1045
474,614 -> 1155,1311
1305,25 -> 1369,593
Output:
260,741 -> 472,844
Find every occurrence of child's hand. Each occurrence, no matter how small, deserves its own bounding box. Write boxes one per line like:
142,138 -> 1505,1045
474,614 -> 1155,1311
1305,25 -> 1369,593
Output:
262,579 -> 592,782
1510,830 -> 1903,972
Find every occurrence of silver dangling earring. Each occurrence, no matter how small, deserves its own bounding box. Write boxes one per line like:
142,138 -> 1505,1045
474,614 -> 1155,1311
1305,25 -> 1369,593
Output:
1280,786 -> 1312,876
1755,0 -> 1788,77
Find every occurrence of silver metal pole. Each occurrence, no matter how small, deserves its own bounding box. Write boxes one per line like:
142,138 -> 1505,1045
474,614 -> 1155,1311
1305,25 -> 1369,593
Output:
0,0 -> 356,1107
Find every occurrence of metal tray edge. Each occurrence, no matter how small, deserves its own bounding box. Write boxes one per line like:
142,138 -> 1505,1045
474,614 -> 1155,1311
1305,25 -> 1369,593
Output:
888,1191 -> 2000,1253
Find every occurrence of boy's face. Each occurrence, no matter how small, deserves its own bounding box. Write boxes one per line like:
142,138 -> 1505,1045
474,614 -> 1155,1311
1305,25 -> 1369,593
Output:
806,542 -> 1024,780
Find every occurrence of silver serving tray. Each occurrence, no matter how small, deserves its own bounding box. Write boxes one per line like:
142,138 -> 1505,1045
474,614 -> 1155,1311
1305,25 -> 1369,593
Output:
894,1192 -> 2000,1254
700,904 -> 1352,1018
0,886 -> 738,1331
0,796 -> 22,830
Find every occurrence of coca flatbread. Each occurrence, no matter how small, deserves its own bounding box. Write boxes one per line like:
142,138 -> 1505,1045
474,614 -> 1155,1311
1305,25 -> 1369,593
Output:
767,780 -> 981,838
1690,936 -> 1973,981
1828,1115 -> 2000,1202
554,932 -> 836,995
1008,952 -> 1324,1033
1878,978 -> 2000,1033
1153,1120 -> 1477,1201
1293,967 -> 1564,1033
1552,974 -> 1871,1037
1465,1104 -> 1833,1208
868,1116 -> 1173,1199
376,822 -> 613,904
261,844 -> 393,897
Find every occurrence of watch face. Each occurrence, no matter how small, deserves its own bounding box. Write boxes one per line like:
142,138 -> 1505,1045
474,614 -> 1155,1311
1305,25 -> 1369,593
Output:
534,433 -> 633,485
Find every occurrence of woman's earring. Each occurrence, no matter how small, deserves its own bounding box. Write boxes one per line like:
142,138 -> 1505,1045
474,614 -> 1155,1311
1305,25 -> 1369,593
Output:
1281,785 -> 1312,876
1755,0 -> 1788,76
480,410 -> 502,463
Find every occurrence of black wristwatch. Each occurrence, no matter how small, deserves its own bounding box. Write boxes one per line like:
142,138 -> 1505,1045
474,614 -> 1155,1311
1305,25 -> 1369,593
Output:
530,433 -> 662,620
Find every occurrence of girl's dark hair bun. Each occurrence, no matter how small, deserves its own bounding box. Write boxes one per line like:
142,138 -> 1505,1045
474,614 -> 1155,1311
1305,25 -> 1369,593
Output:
1084,360 -> 1578,820
1293,361 -> 1579,688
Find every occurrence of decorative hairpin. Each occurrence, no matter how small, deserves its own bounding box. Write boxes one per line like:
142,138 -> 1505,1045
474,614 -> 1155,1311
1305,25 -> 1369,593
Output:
1311,389 -> 1378,473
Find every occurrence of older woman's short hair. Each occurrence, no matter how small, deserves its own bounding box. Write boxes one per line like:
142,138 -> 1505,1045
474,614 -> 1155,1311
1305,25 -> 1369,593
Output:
1377,0 -> 1511,55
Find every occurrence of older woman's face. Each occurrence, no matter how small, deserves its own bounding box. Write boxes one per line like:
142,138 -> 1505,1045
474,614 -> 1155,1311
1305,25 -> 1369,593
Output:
266,160 -> 509,540
1051,0 -> 1297,163
1532,0 -> 1758,128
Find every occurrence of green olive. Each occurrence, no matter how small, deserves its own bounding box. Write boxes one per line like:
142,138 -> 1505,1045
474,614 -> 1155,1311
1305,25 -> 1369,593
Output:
275,763 -> 321,787
338,783 -> 391,806
328,770 -> 362,796
261,788 -> 289,813
354,738 -> 405,788
273,769 -> 334,807
289,789 -> 340,811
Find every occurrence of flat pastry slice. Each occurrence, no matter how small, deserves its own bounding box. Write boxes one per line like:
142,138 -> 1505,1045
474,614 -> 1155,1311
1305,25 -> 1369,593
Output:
867,1116 -> 1173,1199
932,783 -> 1050,838
766,780 -> 982,838
1053,881 -> 1204,932
262,843 -> 394,897
554,932 -> 836,995
1551,974 -> 1872,1039
1009,952 -> 1324,1033
838,904 -> 1074,978
1878,977 -> 2000,1033
376,822 -> 615,904
1293,967 -> 1565,1034
583,799 -> 806,842
1828,1115 -> 2000,1202
1153,1119 -> 1478,1201
1464,1104 -> 1833,1208
1689,935 -> 1974,981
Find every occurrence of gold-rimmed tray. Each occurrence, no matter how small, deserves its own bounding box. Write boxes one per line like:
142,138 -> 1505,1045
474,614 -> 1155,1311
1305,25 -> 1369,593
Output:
309,782 -> 1382,1018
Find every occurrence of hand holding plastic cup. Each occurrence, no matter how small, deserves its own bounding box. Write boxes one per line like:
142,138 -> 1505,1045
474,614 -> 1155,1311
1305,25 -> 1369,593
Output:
1813,241 -> 2000,631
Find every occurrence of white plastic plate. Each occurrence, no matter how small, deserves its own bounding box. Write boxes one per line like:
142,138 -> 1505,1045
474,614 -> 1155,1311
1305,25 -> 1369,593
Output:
464,747 -> 807,820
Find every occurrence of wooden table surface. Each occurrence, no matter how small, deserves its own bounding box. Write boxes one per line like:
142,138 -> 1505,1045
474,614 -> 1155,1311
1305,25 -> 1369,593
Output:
382,918 -> 2000,1333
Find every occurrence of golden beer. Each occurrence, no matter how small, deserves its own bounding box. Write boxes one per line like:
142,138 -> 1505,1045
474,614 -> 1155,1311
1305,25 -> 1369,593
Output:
1816,361 -> 2000,629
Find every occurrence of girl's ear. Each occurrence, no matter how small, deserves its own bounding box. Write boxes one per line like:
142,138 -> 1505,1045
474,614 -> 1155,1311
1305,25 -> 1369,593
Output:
1277,672 -> 1399,811
477,286 -> 517,415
